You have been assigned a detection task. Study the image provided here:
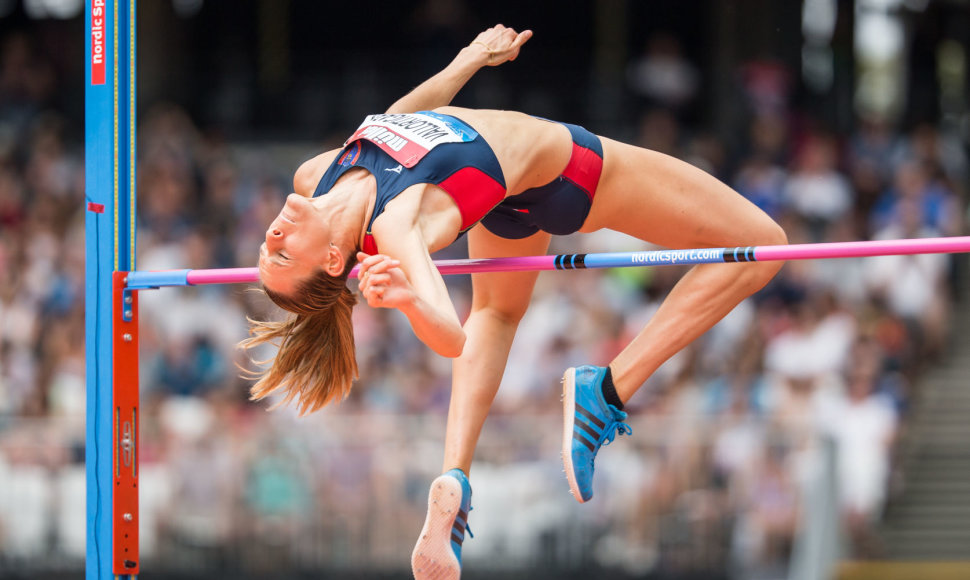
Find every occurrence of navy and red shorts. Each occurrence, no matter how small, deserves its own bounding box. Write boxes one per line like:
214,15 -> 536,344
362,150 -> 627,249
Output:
482,122 -> 604,239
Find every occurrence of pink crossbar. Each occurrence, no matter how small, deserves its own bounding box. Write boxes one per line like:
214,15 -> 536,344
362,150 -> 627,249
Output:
123,236 -> 970,289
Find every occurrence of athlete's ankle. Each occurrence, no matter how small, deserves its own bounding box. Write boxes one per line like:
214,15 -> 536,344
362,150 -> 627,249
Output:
600,366 -> 624,410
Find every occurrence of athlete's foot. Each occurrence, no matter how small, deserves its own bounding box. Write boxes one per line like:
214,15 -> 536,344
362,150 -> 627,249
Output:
561,365 -> 632,503
412,468 -> 473,580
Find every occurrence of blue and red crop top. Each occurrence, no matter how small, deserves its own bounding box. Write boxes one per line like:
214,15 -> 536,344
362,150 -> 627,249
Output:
312,111 -> 507,254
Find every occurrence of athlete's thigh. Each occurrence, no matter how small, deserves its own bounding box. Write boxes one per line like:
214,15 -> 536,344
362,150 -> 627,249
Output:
466,224 -> 551,318
582,138 -> 783,249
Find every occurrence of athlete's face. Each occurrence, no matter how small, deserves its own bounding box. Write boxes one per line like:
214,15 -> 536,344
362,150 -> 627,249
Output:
259,193 -> 331,295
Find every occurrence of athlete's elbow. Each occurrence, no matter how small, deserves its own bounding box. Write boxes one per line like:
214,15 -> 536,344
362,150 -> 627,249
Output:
438,333 -> 466,359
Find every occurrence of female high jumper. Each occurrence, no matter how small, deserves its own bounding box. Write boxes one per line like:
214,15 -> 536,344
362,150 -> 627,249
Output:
243,24 -> 786,579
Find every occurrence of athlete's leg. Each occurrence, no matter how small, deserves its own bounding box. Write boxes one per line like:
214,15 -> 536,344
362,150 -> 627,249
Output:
414,226 -> 549,579
563,139 -> 786,502
442,225 -> 552,473
582,138 -> 787,402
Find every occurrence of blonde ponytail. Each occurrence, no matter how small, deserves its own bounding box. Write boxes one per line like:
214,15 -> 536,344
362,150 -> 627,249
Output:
241,261 -> 358,415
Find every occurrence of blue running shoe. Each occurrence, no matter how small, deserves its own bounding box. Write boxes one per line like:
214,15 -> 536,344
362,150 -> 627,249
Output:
412,468 -> 473,580
562,365 -> 632,503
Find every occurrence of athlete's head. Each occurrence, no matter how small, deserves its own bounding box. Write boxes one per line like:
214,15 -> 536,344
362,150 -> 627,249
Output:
242,192 -> 360,415
258,193 -> 343,295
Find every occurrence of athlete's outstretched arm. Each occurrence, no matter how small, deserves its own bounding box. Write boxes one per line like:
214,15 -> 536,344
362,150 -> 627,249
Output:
385,24 -> 532,115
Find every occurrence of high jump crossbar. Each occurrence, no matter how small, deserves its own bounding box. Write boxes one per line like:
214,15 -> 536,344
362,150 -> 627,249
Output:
125,236 -> 970,290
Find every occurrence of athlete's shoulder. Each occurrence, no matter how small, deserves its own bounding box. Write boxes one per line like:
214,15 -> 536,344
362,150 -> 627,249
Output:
293,148 -> 341,197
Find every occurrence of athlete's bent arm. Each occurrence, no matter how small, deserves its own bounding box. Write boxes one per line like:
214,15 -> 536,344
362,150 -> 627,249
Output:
356,231 -> 466,358
385,24 -> 532,115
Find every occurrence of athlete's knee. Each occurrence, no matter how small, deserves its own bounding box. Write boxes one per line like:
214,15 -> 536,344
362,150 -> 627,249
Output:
747,221 -> 787,284
471,302 -> 530,328
758,219 -> 788,248
470,280 -> 536,326
734,213 -> 786,253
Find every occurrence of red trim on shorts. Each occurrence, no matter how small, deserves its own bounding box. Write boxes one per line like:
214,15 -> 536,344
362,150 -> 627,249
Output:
436,167 -> 507,231
560,143 -> 603,201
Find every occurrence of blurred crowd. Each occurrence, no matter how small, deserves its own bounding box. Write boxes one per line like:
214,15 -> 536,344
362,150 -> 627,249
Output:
0,22 -> 968,579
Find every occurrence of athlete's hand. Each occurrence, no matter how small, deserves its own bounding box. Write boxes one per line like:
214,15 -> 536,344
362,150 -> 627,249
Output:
356,252 -> 413,310
469,24 -> 532,67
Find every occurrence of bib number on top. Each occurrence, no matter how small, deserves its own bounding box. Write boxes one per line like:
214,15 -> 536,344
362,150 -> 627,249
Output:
345,111 -> 478,168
